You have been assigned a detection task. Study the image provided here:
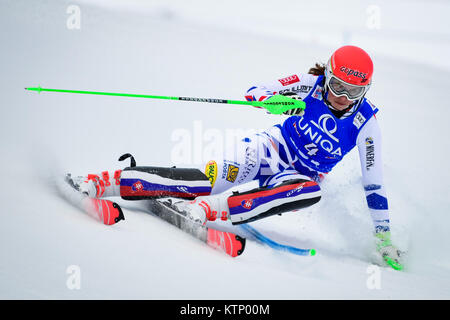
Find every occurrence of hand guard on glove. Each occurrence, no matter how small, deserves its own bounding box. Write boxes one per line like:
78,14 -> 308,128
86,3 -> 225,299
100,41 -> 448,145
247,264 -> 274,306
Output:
375,231 -> 405,271
280,92 -> 305,116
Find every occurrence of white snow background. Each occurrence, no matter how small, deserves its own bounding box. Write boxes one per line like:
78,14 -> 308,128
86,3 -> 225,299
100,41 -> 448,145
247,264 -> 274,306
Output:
1,0 -> 449,299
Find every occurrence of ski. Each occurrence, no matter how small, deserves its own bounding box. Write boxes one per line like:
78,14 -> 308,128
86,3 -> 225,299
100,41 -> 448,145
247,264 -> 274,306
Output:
56,174 -> 125,225
146,200 -> 246,257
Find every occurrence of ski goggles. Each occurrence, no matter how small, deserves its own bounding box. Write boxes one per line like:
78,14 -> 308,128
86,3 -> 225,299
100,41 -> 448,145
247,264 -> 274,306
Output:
326,75 -> 369,101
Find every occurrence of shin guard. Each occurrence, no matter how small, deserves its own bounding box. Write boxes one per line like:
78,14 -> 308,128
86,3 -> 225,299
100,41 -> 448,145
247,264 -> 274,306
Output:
227,179 -> 321,225
120,166 -> 212,200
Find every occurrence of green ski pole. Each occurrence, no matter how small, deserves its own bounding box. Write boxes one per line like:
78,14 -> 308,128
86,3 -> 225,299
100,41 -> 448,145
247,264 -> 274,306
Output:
25,86 -> 305,115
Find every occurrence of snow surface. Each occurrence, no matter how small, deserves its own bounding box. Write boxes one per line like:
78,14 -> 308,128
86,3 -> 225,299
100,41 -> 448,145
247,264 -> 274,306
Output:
1,0 -> 450,299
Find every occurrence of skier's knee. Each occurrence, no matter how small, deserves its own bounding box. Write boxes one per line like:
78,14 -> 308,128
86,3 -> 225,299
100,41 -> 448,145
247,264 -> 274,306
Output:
204,159 -> 243,195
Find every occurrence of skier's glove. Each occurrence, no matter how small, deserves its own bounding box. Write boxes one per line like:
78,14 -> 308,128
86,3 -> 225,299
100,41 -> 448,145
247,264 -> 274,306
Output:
375,231 -> 404,271
280,92 -> 305,116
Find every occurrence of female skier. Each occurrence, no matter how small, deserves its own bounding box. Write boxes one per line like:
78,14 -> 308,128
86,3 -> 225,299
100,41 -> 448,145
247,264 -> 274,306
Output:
73,45 -> 403,270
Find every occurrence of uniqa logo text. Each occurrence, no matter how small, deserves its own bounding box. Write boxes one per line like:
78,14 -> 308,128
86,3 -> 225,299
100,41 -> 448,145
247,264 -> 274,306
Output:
297,115 -> 342,156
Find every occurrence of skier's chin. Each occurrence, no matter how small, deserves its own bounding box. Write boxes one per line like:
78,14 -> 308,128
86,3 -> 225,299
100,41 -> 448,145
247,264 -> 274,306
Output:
333,101 -> 352,110
327,91 -> 354,110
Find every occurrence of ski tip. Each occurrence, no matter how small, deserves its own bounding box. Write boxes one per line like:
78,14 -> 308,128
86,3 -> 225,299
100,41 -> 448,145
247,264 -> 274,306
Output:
113,202 -> 125,223
235,235 -> 246,256
90,199 -> 125,225
310,249 -> 317,256
207,229 -> 246,257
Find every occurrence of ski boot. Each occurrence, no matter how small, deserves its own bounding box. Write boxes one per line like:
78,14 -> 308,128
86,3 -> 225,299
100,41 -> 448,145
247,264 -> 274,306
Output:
71,170 -> 122,198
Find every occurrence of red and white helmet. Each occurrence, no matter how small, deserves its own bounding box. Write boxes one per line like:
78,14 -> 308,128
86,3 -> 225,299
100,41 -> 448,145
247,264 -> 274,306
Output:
324,45 -> 373,102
